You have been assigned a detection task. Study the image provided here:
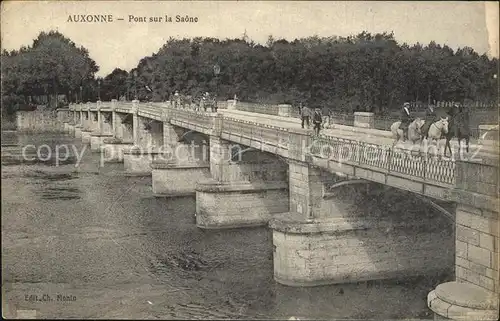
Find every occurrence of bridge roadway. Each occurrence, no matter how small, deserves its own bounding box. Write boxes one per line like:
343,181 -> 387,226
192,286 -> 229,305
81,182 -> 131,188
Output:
219,108 -> 497,154
106,101 -> 498,157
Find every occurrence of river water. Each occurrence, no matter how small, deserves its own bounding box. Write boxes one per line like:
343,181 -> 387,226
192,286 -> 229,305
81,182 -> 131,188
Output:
2,132 -> 453,319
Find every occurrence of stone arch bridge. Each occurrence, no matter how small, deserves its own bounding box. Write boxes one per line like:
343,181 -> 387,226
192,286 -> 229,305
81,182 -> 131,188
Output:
51,100 -> 498,320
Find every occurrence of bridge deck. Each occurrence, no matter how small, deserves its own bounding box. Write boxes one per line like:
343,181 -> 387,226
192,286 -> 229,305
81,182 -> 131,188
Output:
220,109 -> 498,158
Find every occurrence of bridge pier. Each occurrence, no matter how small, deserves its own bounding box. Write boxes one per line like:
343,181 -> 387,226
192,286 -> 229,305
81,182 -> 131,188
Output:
81,108 -> 93,144
195,136 -> 289,229
101,103 -> 134,163
67,109 -> 79,135
123,102 -> 164,175
427,159 -> 499,320
90,103 -> 113,152
74,109 -> 82,138
91,109 -> 114,152
151,122 -> 211,196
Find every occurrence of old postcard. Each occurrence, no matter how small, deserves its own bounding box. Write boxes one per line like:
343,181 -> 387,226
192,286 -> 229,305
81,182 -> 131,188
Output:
1,1 -> 499,320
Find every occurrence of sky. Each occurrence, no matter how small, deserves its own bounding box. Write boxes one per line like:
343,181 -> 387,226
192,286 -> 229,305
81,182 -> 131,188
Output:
1,1 -> 499,77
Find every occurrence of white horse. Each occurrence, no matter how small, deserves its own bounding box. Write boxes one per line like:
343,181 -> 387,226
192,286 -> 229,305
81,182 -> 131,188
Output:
390,118 -> 425,145
425,117 -> 449,146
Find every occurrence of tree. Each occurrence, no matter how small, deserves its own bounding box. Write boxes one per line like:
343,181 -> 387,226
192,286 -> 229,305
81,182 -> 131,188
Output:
1,30 -> 99,113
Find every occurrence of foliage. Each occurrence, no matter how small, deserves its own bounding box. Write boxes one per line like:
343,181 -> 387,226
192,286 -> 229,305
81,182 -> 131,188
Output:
1,30 -> 98,113
124,32 -> 498,113
2,30 -> 498,116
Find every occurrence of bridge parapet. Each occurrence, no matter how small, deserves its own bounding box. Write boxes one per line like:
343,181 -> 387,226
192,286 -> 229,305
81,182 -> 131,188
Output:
88,102 -> 98,111
221,116 -> 295,156
114,102 -> 133,113
308,136 -> 456,187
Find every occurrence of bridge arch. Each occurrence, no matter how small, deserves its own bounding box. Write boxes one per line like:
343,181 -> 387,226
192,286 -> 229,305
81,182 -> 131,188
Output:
322,178 -> 455,222
309,173 -> 456,285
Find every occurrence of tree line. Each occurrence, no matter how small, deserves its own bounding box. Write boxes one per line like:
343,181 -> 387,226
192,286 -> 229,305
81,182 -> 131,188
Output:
2,30 -> 498,116
1,31 -> 98,114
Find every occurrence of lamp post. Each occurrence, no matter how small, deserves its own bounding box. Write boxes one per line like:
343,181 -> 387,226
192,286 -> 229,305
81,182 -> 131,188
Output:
133,70 -> 138,100
213,64 -> 220,112
80,85 -> 83,103
97,79 -> 101,101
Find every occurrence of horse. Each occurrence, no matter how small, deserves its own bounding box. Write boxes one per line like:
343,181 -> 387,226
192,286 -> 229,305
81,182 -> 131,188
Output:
390,118 -> 425,145
423,117 -> 449,148
444,108 -> 471,157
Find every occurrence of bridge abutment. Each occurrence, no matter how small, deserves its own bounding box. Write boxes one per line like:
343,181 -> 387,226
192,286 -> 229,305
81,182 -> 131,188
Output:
195,136 -> 289,229
428,158 -> 499,320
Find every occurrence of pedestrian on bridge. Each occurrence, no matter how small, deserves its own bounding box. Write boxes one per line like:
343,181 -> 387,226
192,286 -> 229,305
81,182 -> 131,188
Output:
321,106 -> 330,129
300,104 -> 311,129
399,102 -> 412,141
173,91 -> 180,108
313,108 -> 323,136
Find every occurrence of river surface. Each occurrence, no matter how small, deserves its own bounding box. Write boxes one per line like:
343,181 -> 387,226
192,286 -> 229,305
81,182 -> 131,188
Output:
2,132 -> 453,319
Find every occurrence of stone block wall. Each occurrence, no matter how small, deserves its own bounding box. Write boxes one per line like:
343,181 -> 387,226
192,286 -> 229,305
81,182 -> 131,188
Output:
112,111 -> 122,139
456,160 -> 498,197
16,110 -> 65,132
100,111 -> 113,135
196,187 -> 289,228
89,111 -> 99,131
272,217 -> 454,286
455,204 -> 498,293
453,158 -> 499,295
288,161 -> 335,219
57,109 -> 71,123
114,113 -> 133,142
152,165 -> 211,196
209,136 -> 232,181
136,116 -> 152,148
163,122 -> 182,146
149,121 -> 164,148
218,161 -> 288,183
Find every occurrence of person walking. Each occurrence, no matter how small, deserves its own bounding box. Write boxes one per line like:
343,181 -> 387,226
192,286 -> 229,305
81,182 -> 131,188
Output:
328,109 -> 336,128
313,108 -> 323,136
301,104 -> 311,129
173,91 -> 180,108
321,106 -> 330,129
